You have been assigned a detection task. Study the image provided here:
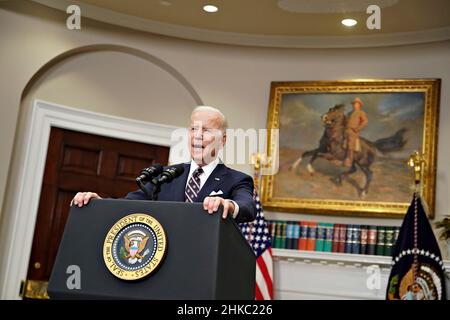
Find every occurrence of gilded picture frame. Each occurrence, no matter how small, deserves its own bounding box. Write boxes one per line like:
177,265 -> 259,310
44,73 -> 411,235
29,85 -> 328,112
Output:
261,80 -> 440,218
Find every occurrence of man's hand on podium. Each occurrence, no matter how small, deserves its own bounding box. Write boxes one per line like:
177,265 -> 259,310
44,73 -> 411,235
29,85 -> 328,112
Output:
71,192 -> 102,207
203,196 -> 235,219
70,193 -> 237,219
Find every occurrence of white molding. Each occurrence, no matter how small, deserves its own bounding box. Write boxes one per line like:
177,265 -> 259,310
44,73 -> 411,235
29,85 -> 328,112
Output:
272,249 -> 450,272
32,0 -> 450,49
272,249 -> 450,299
0,100 -> 182,299
273,249 -> 392,267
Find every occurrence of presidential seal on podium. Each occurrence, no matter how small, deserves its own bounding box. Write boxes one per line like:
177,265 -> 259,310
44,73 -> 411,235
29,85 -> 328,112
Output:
103,213 -> 167,280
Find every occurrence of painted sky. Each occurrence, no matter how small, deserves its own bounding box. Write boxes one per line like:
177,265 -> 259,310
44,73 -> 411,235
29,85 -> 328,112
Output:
279,92 -> 424,158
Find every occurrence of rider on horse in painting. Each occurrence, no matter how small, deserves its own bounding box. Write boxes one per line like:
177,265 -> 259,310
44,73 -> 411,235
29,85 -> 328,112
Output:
289,99 -> 407,198
343,97 -> 369,168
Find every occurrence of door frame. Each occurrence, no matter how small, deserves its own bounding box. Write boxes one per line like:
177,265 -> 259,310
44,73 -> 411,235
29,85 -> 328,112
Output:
0,99 -> 183,299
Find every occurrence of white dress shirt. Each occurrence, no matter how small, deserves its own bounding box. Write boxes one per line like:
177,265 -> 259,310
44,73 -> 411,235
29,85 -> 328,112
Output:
186,158 -> 239,218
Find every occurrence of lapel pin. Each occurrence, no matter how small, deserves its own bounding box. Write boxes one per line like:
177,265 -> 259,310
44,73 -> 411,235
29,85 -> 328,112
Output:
214,177 -> 220,181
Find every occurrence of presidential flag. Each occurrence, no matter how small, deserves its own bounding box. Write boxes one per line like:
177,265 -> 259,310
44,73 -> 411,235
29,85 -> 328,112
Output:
239,193 -> 273,300
386,193 -> 447,300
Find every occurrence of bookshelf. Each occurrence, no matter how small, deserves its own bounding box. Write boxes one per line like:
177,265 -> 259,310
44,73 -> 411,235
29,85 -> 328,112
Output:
268,219 -> 400,256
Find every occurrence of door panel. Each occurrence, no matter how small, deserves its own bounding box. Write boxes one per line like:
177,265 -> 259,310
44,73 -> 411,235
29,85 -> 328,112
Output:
61,145 -> 102,175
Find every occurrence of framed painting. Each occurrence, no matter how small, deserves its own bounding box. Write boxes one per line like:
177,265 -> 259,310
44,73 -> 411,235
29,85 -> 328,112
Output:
261,80 -> 440,218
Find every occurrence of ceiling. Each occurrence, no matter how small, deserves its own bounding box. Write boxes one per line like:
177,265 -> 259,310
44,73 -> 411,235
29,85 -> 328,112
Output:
33,0 -> 450,48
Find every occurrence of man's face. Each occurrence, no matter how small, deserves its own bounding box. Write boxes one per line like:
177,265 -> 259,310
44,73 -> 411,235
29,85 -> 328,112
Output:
352,102 -> 362,110
189,110 -> 226,166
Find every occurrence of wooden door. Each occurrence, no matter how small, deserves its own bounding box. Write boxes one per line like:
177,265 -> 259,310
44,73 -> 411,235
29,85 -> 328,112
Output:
23,127 -> 169,298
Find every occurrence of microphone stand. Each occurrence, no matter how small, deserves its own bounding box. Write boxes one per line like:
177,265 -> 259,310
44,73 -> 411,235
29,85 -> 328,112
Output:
136,175 -> 164,201
150,177 -> 162,201
136,179 -> 150,199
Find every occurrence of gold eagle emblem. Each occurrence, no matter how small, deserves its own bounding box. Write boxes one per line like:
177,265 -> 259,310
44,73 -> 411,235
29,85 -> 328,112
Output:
123,230 -> 149,264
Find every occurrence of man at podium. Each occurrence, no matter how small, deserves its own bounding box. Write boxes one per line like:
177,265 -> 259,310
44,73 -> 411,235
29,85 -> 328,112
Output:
71,106 -> 256,223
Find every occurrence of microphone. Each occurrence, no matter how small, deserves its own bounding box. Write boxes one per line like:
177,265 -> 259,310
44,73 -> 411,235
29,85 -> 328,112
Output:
136,164 -> 164,184
152,164 -> 185,186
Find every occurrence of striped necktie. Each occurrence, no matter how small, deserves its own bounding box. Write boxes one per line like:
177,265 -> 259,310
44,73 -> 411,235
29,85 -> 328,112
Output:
185,167 -> 203,202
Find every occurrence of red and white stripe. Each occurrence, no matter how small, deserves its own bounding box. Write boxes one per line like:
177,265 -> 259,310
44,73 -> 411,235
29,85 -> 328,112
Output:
255,247 -> 273,300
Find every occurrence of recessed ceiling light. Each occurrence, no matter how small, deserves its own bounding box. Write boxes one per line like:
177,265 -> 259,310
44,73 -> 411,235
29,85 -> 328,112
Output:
341,18 -> 357,27
203,5 -> 218,13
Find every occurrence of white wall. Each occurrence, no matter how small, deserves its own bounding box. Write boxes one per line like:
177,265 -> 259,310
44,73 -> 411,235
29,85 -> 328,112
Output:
0,1 -> 449,294
22,50 -> 199,127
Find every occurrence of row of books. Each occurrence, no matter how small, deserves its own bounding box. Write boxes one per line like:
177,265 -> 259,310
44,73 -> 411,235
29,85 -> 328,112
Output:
268,220 -> 401,256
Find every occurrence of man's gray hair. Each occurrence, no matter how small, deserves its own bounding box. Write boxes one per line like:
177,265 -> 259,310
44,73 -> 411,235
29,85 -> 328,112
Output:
191,106 -> 228,132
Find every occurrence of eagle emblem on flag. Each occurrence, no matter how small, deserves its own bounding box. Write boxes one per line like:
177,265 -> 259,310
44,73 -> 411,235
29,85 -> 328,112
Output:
386,194 -> 446,300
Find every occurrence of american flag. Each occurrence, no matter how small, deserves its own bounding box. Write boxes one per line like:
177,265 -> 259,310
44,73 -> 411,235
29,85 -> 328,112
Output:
239,193 -> 273,300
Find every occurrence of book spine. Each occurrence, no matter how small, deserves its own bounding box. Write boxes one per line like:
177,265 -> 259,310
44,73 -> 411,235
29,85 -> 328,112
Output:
292,222 -> 300,250
352,224 -> 361,254
338,224 -> 347,253
266,221 -> 271,246
376,226 -> 386,256
367,226 -> 377,255
285,222 -> 293,249
345,224 -> 354,253
323,223 -> 334,252
384,227 -> 394,257
315,223 -> 326,252
280,221 -> 287,249
273,221 -> 280,248
292,222 -> 298,249
360,225 -> 368,255
306,222 -> 317,251
299,221 -> 308,250
332,224 -> 340,252
270,221 -> 275,248
269,221 -> 276,246
393,226 -> 400,245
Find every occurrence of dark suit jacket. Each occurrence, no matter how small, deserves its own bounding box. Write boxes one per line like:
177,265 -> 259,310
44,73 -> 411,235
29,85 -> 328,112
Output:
125,162 -> 256,223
